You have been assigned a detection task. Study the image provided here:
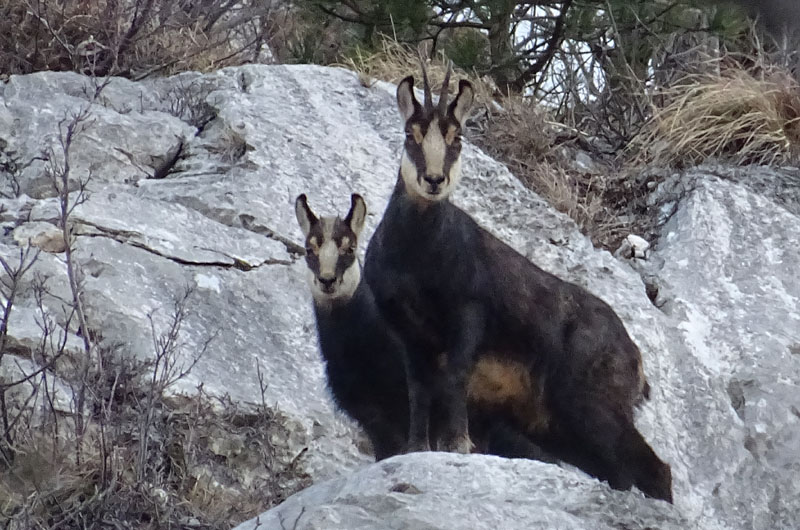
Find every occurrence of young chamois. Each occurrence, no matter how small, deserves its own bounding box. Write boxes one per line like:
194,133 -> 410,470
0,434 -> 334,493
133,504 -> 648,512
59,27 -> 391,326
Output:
295,193 -> 409,459
363,68 -> 673,501
296,193 -> 559,463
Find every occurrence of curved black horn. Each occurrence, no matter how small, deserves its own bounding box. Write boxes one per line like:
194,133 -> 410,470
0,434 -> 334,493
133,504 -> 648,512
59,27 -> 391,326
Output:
438,61 -> 452,115
417,47 -> 433,112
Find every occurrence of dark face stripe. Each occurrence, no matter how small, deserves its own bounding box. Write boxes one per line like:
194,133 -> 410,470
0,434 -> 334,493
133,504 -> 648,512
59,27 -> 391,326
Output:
304,218 -> 358,285
404,110 -> 463,188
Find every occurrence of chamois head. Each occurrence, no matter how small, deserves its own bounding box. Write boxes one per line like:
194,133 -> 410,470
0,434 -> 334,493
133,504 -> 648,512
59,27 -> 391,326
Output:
397,63 -> 474,202
295,193 -> 367,304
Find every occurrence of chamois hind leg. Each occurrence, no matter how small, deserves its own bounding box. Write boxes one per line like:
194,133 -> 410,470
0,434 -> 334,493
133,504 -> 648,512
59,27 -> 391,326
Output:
550,393 -> 672,502
620,425 -> 673,502
469,409 -> 559,463
554,299 -> 672,501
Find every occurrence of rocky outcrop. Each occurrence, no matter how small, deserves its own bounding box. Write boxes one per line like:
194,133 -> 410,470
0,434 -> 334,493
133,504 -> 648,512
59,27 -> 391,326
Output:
235,452 -> 689,530
1,66 -> 798,529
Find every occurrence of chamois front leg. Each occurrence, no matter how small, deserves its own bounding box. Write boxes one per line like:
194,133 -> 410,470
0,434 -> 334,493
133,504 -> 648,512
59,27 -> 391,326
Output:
404,341 -> 437,452
378,277 -> 443,453
438,302 -> 485,453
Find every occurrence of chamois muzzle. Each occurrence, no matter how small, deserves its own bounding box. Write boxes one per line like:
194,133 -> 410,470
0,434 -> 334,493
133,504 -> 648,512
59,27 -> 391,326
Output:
423,174 -> 446,194
318,275 -> 337,293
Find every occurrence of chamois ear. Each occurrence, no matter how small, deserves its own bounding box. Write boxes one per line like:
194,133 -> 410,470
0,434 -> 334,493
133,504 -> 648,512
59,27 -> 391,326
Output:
397,76 -> 420,122
448,80 -> 474,126
294,194 -> 317,238
345,194 -> 367,238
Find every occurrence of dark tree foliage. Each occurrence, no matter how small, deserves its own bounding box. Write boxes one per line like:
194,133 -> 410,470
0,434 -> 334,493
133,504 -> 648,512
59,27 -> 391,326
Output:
302,0 -> 762,96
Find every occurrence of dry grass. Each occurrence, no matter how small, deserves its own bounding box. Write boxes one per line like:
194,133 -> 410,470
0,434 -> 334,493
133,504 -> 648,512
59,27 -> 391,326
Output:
341,37 -> 496,108
633,67 -> 800,166
473,95 -> 625,247
0,373 -> 311,529
0,0 -> 281,78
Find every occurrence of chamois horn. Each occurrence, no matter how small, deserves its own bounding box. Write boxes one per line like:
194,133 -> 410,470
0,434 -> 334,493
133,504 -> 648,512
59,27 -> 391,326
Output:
438,61 -> 452,116
417,47 -> 434,112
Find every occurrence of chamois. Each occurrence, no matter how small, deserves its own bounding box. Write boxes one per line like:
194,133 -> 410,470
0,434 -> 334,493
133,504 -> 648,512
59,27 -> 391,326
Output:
296,193 -> 559,463
295,193 -> 408,459
363,69 -> 673,501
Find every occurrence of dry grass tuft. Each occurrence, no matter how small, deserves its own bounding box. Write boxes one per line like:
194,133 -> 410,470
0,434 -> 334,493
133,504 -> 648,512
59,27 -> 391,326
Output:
633,67 -> 800,166
473,96 -> 624,247
341,37 -> 496,108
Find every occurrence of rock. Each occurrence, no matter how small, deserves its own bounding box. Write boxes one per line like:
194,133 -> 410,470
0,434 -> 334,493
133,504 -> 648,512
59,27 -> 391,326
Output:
646,174 -> 800,530
573,150 -> 599,174
0,65 -> 798,529
12,221 -> 66,253
233,453 -> 688,530
615,234 -> 651,260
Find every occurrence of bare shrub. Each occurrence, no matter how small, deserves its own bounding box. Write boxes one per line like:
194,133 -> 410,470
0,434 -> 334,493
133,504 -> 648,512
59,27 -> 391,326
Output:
1,96 -> 310,529
0,0 -> 286,78
1,276 -> 309,528
165,79 -> 219,131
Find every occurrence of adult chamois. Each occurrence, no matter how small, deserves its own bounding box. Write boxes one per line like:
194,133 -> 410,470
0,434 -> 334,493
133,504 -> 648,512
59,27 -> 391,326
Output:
363,68 -> 673,502
295,193 -> 559,463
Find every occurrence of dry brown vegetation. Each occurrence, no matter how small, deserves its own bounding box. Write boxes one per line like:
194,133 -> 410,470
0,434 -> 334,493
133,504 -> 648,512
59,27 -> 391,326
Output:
633,67 -> 800,167
0,0 -> 287,79
1,107 -> 311,529
473,96 -> 623,244
0,370 -> 311,529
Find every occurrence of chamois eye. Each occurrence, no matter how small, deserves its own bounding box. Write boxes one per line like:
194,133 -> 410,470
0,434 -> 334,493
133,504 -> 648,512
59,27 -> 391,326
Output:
347,246 -> 356,255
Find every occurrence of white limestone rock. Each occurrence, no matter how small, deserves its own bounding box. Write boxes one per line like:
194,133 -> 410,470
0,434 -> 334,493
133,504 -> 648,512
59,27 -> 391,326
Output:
0,66 -> 798,529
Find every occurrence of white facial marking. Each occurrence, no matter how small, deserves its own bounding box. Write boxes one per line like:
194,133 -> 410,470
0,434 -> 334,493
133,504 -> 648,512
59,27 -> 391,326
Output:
338,260 -> 361,298
399,117 -> 463,202
401,150 -> 420,195
447,155 -> 462,197
316,218 -> 337,280
422,118 -> 446,178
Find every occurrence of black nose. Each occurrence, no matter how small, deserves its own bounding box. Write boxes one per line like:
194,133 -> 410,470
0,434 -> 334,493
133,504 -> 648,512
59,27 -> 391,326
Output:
424,175 -> 445,187
318,276 -> 336,289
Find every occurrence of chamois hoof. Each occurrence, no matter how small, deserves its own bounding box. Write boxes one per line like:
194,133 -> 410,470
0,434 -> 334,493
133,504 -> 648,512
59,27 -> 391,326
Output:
406,441 -> 432,453
640,460 -> 673,503
441,433 -> 475,454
